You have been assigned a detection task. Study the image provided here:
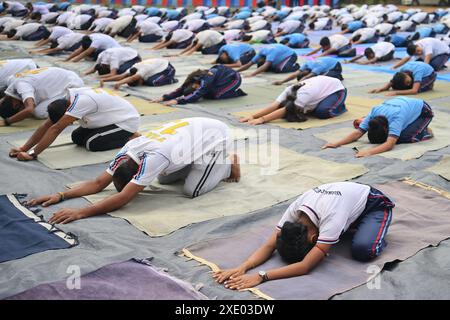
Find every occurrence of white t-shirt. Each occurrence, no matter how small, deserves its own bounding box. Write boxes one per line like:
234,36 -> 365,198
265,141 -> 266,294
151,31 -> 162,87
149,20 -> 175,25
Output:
144,16 -> 162,25
363,16 -> 380,28
182,12 -> 203,22
196,30 -> 223,48
0,59 -> 37,88
6,1 -> 26,12
410,12 -> 428,24
247,16 -> 264,24
312,18 -> 330,30
135,14 -> 150,23
375,23 -> 394,35
223,29 -> 242,42
49,26 -> 72,41
117,8 -> 135,17
371,42 -> 395,58
226,19 -> 245,30
5,67 -> 84,118
91,18 -> 114,32
97,10 -> 113,18
279,20 -> 302,34
0,17 -> 15,27
3,19 -> 24,32
106,117 -> 231,186
14,23 -> 41,38
276,76 -> 345,113
66,87 -> 139,132
184,19 -> 207,32
387,11 -> 402,23
89,33 -> 120,50
207,16 -> 227,27
97,47 -> 139,70
171,29 -> 194,43
395,20 -> 413,31
57,33 -> 83,50
250,20 -> 268,32
277,182 -> 371,244
106,15 -> 133,34
139,21 -> 163,37
329,34 -> 349,50
133,59 -> 169,80
56,11 -> 76,25
40,12 -> 59,23
161,20 -> 180,32
69,14 -> 92,30
353,28 -> 376,42
249,30 -> 271,42
416,38 -> 450,59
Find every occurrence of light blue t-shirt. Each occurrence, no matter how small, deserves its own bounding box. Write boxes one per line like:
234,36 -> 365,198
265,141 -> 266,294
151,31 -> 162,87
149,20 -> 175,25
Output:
166,9 -> 180,20
400,61 -> 434,82
145,7 -> 160,17
235,11 -> 252,20
218,43 -> 254,62
347,21 -> 364,32
431,23 -> 447,34
417,27 -> 433,39
300,57 -> 339,75
280,33 -> 307,46
359,97 -> 425,137
252,44 -> 294,66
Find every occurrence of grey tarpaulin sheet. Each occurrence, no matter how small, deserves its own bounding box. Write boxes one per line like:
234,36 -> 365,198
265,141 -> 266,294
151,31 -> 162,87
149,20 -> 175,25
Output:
1,31 -> 450,300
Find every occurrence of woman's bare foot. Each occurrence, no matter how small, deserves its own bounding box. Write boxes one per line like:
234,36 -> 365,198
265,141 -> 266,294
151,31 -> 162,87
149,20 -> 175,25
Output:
426,127 -> 434,139
225,154 -> 240,183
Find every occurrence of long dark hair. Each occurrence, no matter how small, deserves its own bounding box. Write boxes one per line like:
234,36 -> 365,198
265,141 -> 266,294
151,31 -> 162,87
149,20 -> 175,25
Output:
281,83 -> 307,122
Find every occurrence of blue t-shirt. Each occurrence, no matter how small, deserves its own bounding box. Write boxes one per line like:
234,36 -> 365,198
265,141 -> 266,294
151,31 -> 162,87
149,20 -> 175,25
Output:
431,23 -> 447,34
359,97 -> 425,137
280,33 -> 307,46
252,44 -> 294,66
400,61 -> 434,82
235,11 -> 252,20
275,10 -> 289,20
417,27 -> 433,38
145,7 -> 160,17
347,21 -> 364,32
300,57 -> 338,75
219,43 -> 254,62
166,9 -> 180,20
389,34 -> 407,47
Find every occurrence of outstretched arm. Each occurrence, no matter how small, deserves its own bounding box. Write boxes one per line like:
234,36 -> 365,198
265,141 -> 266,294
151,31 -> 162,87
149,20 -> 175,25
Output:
180,42 -> 202,56
239,100 -> 281,123
305,47 -> 321,56
65,46 -> 84,61
385,82 -> 421,96
247,61 -> 272,77
70,47 -> 96,62
356,136 -> 397,157
322,129 -> 365,149
392,56 -> 411,69
236,61 -> 253,72
113,74 -> 141,90
273,70 -> 301,85
9,119 -> 53,157
369,81 -> 392,93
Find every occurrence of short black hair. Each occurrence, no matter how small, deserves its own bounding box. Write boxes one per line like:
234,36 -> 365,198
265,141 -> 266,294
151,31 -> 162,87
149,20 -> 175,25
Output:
216,51 -> 231,64
165,31 -> 173,42
308,22 -> 315,30
319,36 -> 330,48
242,34 -> 252,42
368,115 -> 389,144
7,29 -> 17,38
81,35 -> 92,49
95,64 -> 110,75
279,37 -> 289,45
30,12 -> 41,21
50,40 -> 58,49
129,67 -> 138,75
276,221 -> 314,263
364,47 -> 374,59
0,96 -> 17,119
391,71 -> 413,90
341,24 -> 348,31
406,43 -> 418,56
47,99 -> 69,123
112,159 -> 139,192
352,34 -> 361,42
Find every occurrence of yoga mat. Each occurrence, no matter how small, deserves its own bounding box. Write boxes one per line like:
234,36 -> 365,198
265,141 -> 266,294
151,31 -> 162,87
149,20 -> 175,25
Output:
120,82 -> 181,100
10,124 -> 257,170
0,194 -> 78,263
72,144 -> 367,237
196,85 -> 282,109
314,111 -> 450,161
427,155 -> 450,181
232,102 -> 372,130
182,181 -> 450,300
7,259 -> 207,300
0,119 -> 45,134
124,96 -> 177,116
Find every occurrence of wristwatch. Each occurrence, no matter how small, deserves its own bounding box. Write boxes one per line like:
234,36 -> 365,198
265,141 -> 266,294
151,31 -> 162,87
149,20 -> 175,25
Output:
27,149 -> 37,159
258,270 -> 269,283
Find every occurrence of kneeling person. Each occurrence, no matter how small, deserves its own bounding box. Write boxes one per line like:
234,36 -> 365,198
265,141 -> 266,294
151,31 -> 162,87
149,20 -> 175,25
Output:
26,117 -> 240,224
213,182 -> 394,289
10,87 -> 140,160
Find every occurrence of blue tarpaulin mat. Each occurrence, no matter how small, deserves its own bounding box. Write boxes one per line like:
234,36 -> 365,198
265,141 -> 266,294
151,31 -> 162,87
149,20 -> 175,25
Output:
0,194 -> 78,263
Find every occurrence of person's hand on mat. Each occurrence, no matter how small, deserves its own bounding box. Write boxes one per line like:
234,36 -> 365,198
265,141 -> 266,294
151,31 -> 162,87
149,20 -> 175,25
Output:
243,73 -> 253,78
384,91 -> 397,96
224,273 -> 262,290
213,267 -> 246,284
49,208 -> 84,224
27,194 -> 62,207
272,80 -> 283,85
248,118 -> 265,125
322,142 -> 340,149
0,119 -> 6,127
9,147 -> 24,157
162,99 -> 178,106
355,149 -> 371,158
369,88 -> 382,94
113,83 -> 122,90
17,152 -> 35,161
239,115 -> 254,123
150,97 -> 164,103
